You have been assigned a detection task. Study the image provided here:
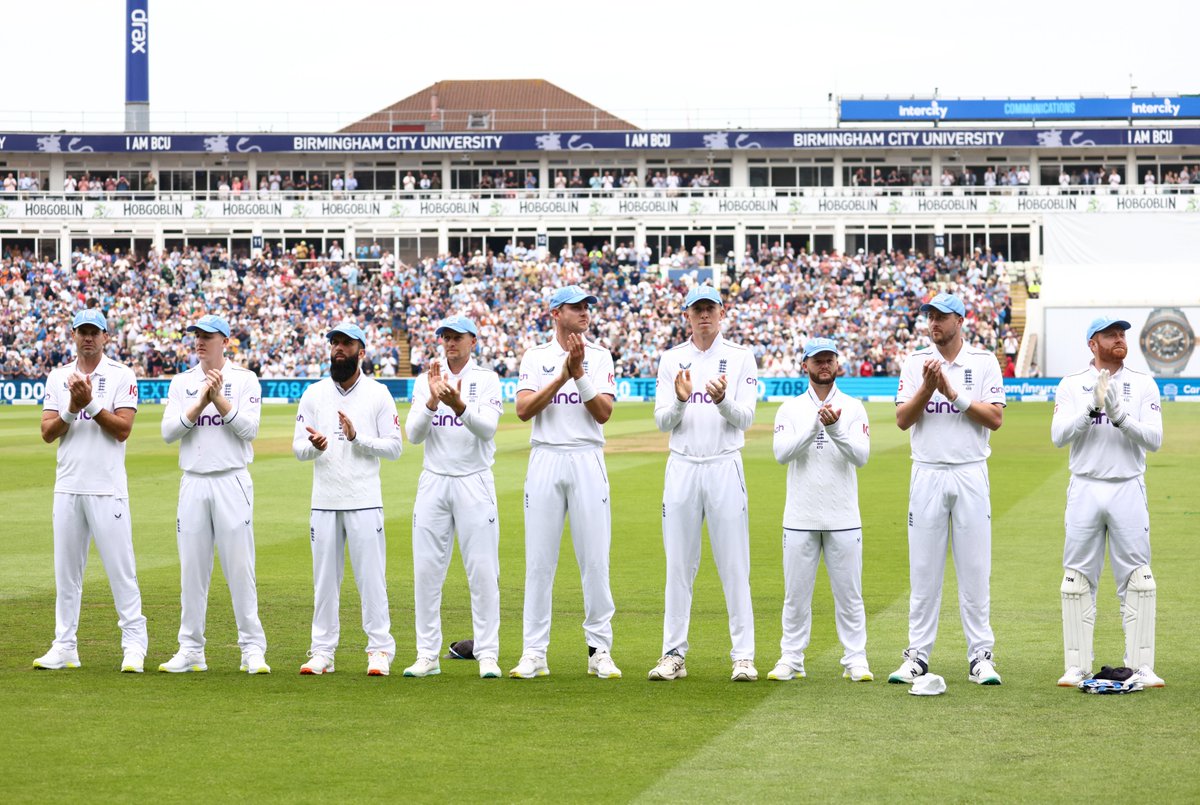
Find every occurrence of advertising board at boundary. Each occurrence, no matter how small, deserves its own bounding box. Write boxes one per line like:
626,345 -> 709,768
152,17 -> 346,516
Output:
4,377 -> 1200,405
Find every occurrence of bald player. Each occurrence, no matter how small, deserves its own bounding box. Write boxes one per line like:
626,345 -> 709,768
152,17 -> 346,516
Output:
510,285 -> 621,680
890,292 -> 1005,686
1052,316 -> 1164,688
36,309 -> 147,672
160,313 -> 269,674
648,285 -> 759,682
294,323 -> 403,677
403,315 -> 504,680
769,337 -> 873,683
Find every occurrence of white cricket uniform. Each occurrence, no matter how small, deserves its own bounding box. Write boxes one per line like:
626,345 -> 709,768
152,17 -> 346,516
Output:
293,374 -> 402,658
773,384 -> 870,670
654,335 -> 758,661
1051,365 -> 1162,598
161,360 -> 266,656
43,358 -> 147,654
406,359 -> 504,661
516,338 -> 617,655
896,344 -> 1005,663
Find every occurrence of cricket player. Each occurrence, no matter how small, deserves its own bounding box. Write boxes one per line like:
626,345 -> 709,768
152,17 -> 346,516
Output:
1051,317 -> 1164,688
403,316 -> 504,680
160,314 -> 269,674
769,337 -> 872,682
510,285 -> 621,679
648,285 -> 759,682
890,292 -> 1005,686
36,309 -> 147,672
294,323 -> 402,676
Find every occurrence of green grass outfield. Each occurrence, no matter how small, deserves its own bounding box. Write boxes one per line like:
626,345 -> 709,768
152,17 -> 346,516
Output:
1,401 -> 1198,803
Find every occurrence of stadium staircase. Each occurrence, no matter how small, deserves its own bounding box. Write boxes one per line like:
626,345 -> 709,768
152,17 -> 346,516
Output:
397,330 -> 413,376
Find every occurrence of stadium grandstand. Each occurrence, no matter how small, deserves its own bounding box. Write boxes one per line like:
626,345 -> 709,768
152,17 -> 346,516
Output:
3,79 -> 1200,388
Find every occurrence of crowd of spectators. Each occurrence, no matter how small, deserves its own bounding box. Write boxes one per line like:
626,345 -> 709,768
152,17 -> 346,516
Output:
1,241 -> 1012,382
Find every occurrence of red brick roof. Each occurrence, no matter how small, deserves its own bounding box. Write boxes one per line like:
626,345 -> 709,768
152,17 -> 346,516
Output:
341,79 -> 637,133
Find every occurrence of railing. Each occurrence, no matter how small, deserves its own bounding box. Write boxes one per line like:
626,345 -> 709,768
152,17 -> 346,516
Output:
3,183 -> 1196,203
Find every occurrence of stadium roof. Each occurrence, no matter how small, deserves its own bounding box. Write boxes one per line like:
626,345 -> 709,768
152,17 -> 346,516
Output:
340,79 -> 638,133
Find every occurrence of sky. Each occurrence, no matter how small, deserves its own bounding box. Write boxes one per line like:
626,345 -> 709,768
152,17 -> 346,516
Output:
3,0 -> 1197,131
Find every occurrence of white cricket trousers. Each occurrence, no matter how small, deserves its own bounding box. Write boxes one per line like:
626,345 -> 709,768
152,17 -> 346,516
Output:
309,508 -> 395,658
412,470 -> 500,661
1064,475 -> 1151,600
51,493 -> 147,653
522,445 -> 614,655
779,528 -> 867,669
906,460 -> 994,663
662,454 -> 755,661
176,470 -> 266,654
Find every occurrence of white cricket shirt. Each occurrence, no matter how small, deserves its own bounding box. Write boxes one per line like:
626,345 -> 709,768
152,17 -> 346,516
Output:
43,357 -> 139,497
406,359 -> 503,476
1051,364 -> 1162,480
654,335 -> 758,459
516,339 -> 616,448
774,384 -> 870,530
293,374 -> 403,510
162,361 -> 261,473
896,344 -> 1005,464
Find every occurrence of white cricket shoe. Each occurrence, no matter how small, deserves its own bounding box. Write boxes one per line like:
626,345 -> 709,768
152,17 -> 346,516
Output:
121,650 -> 145,673
969,653 -> 1002,685
1130,666 -> 1165,688
587,650 -> 622,679
731,659 -> 758,682
403,656 -> 441,677
767,660 -> 804,681
158,651 -> 207,673
366,651 -> 391,677
648,652 -> 687,681
33,646 -> 81,670
509,654 -> 549,679
478,658 -> 502,679
1057,666 -> 1089,687
843,665 -> 874,682
240,651 -> 271,674
300,653 -> 335,675
887,650 -> 928,684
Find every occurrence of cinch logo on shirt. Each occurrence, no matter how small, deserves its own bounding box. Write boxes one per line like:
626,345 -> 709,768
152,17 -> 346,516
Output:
552,391 -> 581,405
196,413 -> 225,427
432,413 -> 463,427
687,391 -> 715,404
925,400 -> 959,414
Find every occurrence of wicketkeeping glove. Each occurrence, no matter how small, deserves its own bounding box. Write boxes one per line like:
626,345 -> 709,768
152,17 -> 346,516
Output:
1092,369 -> 1110,412
1104,381 -> 1126,426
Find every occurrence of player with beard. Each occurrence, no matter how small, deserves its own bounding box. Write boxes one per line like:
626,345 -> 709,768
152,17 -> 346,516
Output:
1051,318 -> 1164,688
890,293 -> 1006,687
509,286 -> 620,680
36,309 -> 147,672
293,324 -> 403,676
768,337 -> 872,682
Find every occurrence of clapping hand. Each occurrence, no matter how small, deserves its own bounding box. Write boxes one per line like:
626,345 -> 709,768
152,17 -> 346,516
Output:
705,374 -> 728,404
675,369 -> 692,402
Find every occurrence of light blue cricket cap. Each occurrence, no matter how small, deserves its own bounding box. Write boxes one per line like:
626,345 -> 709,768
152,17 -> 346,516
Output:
1086,316 -> 1131,340
435,315 -> 478,337
549,285 -> 598,309
327,322 -> 368,347
802,337 -> 839,360
71,309 -> 108,332
920,292 -> 966,317
683,285 -> 723,309
186,314 -> 231,337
